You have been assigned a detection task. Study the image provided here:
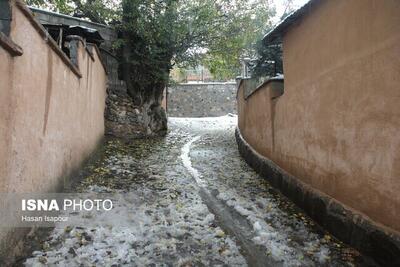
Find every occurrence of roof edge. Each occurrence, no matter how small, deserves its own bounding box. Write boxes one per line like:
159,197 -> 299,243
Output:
29,6 -> 112,29
263,0 -> 322,44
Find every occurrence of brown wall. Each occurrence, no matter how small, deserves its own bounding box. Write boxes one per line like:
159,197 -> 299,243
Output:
238,0 -> 400,234
0,2 -> 107,189
0,2 -> 106,194
0,1 -> 106,260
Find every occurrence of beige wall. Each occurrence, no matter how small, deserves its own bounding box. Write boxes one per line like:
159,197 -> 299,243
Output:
0,1 -> 106,193
238,81 -> 281,159
0,2 -> 106,261
238,0 -> 400,233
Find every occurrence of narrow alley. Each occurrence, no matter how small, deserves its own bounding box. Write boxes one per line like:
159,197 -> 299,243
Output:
2,0 -> 399,265
21,116 -> 374,267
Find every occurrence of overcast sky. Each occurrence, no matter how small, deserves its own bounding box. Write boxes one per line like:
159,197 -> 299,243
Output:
273,0 -> 309,23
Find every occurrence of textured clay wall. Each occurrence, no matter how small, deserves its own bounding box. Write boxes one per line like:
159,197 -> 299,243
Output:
168,83 -> 237,117
237,80 -> 283,159
0,45 -> 13,193
0,2 -> 106,260
238,0 -> 400,233
0,2 -> 107,193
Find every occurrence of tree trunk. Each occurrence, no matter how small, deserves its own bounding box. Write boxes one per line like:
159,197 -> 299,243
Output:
139,84 -> 168,136
117,1 -> 169,137
120,44 -> 167,137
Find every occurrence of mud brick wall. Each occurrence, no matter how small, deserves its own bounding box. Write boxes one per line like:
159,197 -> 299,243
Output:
0,1 -> 107,262
236,0 -> 400,264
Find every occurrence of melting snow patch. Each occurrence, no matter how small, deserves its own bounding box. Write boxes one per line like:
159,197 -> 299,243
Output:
181,136 -> 207,187
221,192 -> 329,266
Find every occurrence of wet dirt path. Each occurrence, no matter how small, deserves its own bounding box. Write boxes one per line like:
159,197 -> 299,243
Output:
22,116 -> 376,266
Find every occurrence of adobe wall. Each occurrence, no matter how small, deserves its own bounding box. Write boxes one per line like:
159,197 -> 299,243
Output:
168,83 -> 237,117
0,1 -> 106,262
237,0 -> 400,258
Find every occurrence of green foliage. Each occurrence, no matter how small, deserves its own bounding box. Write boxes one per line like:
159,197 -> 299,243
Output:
119,0 -> 230,89
249,0 -> 298,79
26,0 -> 119,23
26,0 -> 73,13
119,0 -> 275,87
202,54 -> 238,81
250,41 -> 283,79
119,0 -> 181,98
202,0 -> 275,80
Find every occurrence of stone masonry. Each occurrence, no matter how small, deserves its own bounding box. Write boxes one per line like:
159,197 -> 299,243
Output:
167,83 -> 237,117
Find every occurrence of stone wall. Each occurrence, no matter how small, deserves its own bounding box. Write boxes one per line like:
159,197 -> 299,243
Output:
105,89 -> 146,138
0,1 -> 107,262
167,83 -> 237,117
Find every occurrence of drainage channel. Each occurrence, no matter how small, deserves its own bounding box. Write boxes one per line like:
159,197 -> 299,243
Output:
181,136 -> 279,267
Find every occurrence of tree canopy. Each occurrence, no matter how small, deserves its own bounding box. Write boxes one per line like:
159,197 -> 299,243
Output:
27,0 -> 277,80
201,0 -> 275,80
26,0 -> 119,23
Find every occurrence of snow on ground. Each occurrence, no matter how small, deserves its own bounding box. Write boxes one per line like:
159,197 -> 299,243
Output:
169,114 -> 237,133
180,136 -> 206,188
23,115 -> 365,267
24,117 -> 246,267
175,116 -> 364,266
